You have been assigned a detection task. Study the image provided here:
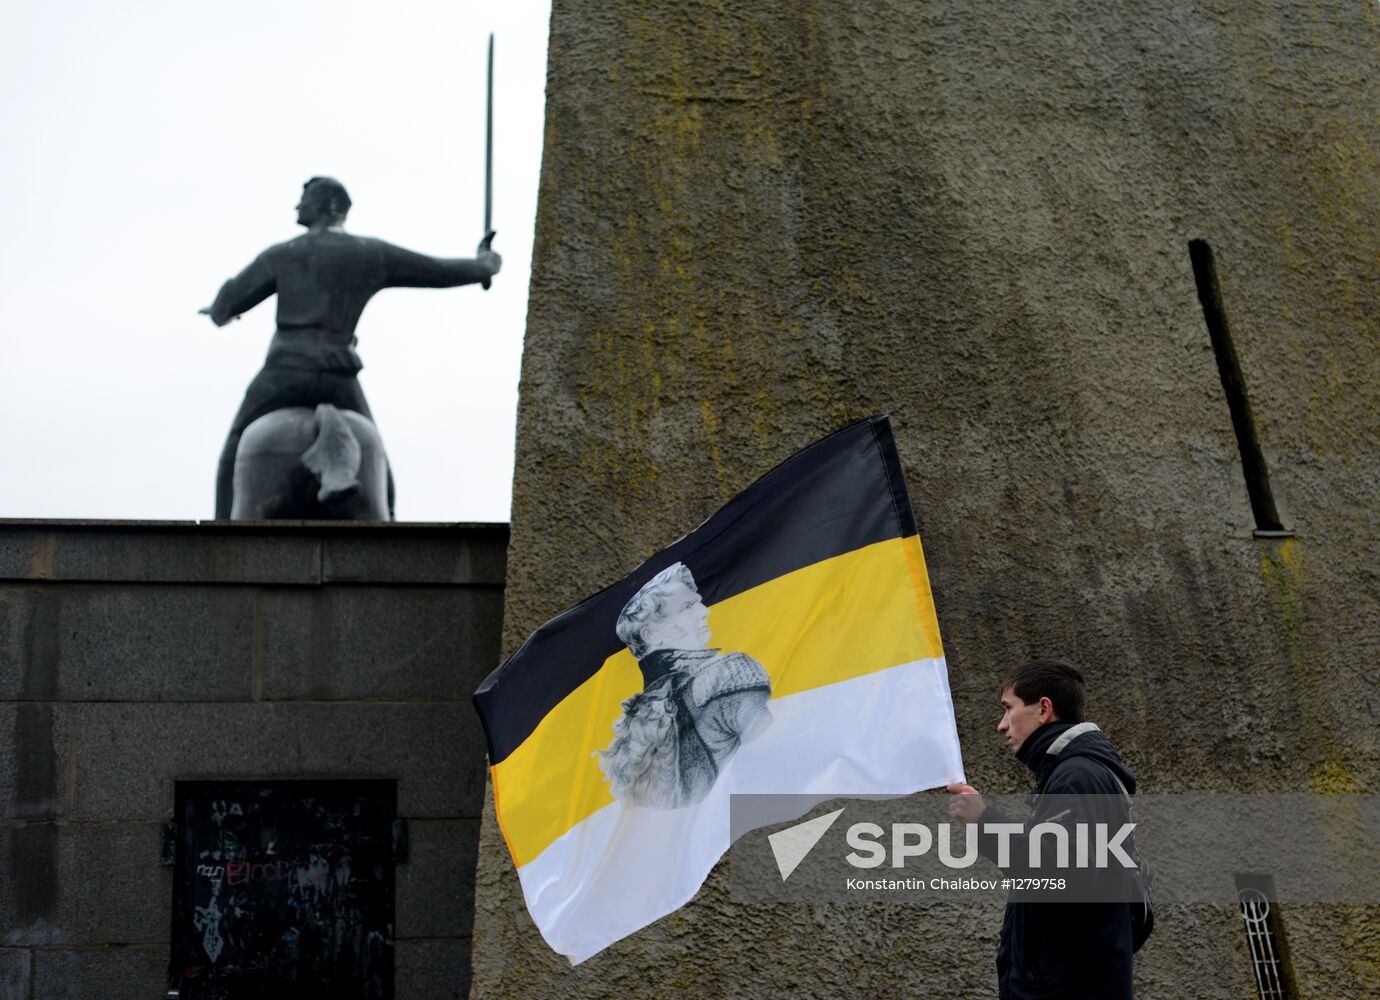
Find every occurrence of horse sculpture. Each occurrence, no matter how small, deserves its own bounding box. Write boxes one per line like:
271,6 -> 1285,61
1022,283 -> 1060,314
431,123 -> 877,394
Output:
231,404 -> 391,520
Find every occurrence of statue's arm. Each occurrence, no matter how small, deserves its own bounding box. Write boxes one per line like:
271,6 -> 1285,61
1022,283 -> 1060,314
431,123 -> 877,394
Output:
379,242 -> 502,289
201,254 -> 276,326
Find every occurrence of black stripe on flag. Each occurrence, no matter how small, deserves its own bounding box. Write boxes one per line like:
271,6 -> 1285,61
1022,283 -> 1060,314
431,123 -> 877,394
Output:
473,415 -> 918,766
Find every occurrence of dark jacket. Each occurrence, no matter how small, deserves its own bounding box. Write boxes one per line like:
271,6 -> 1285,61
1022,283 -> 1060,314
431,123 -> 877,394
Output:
979,721 -> 1137,1000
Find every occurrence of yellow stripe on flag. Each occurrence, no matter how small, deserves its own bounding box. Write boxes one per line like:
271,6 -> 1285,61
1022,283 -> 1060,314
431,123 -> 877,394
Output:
493,534 -> 943,867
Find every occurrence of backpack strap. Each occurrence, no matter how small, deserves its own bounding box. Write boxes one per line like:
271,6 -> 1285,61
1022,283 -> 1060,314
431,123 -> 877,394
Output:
1099,764 -> 1133,807
1044,722 -> 1133,807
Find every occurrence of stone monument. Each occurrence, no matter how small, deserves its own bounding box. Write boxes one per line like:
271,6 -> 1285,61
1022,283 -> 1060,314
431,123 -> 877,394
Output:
473,2 -> 1380,996
201,176 -> 501,520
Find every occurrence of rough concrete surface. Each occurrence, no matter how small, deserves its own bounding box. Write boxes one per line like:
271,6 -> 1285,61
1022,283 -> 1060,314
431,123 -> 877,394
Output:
0,522 -> 318,586
0,824 -> 102,946
395,819 -> 481,938
258,586 -> 504,701
397,938 -> 474,1000
0,519 -> 508,587
69,701 -> 484,822
31,946 -> 168,1000
0,584 -> 257,702
474,0 -> 1379,996
0,702 -> 67,820
102,824 -> 172,944
0,949 -> 30,1000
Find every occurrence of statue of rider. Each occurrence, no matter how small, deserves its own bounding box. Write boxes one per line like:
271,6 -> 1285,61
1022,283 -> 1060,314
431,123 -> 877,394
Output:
201,176 -> 501,518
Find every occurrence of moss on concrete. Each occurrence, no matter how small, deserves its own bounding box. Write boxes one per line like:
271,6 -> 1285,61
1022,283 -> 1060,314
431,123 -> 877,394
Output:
476,0 -> 1380,995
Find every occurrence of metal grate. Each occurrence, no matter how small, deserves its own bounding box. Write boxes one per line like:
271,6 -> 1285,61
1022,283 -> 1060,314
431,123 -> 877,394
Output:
168,780 -> 398,1000
1239,888 -> 1288,999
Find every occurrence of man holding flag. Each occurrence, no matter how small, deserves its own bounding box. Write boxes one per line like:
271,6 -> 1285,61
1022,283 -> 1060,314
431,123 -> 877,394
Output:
948,660 -> 1142,999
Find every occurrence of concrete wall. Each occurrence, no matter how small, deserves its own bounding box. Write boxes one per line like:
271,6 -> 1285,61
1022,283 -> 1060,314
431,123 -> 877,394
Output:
474,0 -> 1379,996
0,520 -> 506,1000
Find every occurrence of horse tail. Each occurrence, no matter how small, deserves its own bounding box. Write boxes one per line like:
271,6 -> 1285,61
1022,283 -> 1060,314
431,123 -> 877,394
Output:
300,403 -> 362,509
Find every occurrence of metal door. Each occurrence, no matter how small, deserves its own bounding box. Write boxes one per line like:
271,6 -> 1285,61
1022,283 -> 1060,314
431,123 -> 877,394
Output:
168,781 -> 396,999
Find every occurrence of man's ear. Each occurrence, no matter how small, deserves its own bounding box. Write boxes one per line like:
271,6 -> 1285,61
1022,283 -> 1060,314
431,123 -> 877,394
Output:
1038,696 -> 1057,722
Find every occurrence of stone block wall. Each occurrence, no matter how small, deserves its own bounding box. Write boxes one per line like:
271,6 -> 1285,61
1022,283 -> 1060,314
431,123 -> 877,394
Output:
0,520 -> 506,999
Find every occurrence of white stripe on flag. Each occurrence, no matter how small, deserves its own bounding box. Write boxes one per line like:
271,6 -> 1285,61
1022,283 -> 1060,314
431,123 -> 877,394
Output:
516,656 -> 965,964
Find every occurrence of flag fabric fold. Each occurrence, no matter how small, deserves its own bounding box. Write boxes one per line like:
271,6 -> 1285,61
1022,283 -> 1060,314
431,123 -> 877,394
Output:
473,415 -> 964,963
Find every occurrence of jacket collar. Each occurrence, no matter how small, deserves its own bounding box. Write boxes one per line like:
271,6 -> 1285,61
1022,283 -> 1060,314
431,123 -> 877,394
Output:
1015,719 -> 1104,774
1015,720 -> 1075,774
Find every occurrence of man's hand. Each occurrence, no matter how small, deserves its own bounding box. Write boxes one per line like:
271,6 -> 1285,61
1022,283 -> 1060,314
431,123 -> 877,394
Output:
947,782 -> 986,824
475,229 -> 500,289
198,307 -> 234,327
477,250 -> 502,277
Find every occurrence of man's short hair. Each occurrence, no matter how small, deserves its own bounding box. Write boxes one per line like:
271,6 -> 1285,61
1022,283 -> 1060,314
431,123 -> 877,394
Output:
999,659 -> 1087,723
304,176 -> 352,217
616,562 -> 697,659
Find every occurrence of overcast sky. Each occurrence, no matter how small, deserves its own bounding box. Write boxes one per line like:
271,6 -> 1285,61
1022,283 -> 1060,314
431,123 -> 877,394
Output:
0,0 -> 551,523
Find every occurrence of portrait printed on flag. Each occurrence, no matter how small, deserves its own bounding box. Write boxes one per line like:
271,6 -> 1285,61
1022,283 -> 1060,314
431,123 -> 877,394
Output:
598,562 -> 773,809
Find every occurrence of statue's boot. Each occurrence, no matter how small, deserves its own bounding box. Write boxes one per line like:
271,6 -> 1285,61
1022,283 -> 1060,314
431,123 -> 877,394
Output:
300,403 -> 363,509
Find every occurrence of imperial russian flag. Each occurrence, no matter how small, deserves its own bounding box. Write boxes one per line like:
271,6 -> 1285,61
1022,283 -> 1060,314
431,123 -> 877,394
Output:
473,416 -> 964,963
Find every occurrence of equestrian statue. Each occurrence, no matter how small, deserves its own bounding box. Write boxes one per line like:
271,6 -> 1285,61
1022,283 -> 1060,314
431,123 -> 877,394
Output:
200,176 -> 500,519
